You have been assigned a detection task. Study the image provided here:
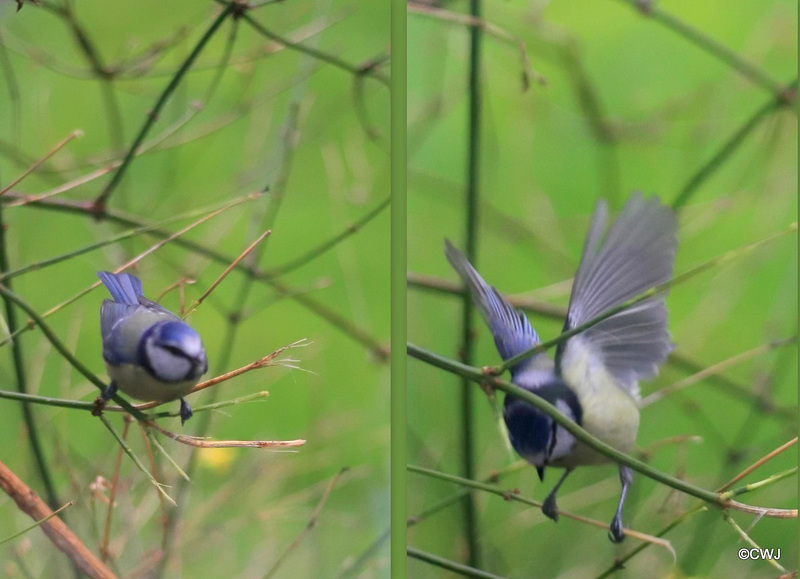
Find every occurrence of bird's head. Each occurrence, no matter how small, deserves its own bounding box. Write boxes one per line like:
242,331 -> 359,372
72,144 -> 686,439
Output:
139,320 -> 208,383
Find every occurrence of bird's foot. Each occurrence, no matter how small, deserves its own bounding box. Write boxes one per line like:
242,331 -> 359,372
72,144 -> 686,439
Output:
179,398 -> 193,425
92,382 -> 118,416
542,494 -> 559,522
609,514 -> 625,543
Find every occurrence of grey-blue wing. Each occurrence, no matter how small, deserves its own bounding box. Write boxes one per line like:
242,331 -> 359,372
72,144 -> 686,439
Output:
101,302 -> 175,365
137,295 -> 181,319
100,300 -> 141,364
98,271 -> 182,366
558,194 -> 678,392
445,240 -> 543,376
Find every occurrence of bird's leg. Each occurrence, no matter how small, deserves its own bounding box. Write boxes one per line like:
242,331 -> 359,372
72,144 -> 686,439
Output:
92,382 -> 118,416
179,398 -> 193,425
609,465 -> 632,543
100,381 -> 119,401
542,468 -> 573,522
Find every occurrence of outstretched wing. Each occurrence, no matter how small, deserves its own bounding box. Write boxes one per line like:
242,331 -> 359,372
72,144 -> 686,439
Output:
556,193 -> 678,395
445,240 -> 549,379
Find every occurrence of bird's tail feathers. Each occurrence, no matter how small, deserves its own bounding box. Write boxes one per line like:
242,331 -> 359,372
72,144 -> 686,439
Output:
97,271 -> 144,305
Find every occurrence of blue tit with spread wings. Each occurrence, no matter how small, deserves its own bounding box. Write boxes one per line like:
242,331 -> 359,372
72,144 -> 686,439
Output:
445,193 -> 677,542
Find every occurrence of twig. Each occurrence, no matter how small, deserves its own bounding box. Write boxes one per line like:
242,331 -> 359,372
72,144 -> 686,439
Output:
139,425 -> 170,548
0,192 -> 260,282
408,464 -> 674,549
642,336 -> 797,406
100,417 -> 131,563
264,468 -> 348,578
0,193 -> 388,358
672,78 -> 797,208
407,342 -> 796,519
94,4 -> 236,209
407,547 -> 504,579
98,414 -> 176,506
0,204 -> 59,509
0,459 -> 115,578
0,501 -> 74,546
407,3 -> 545,91
263,197 -> 390,278
184,229 -> 271,317
147,420 -> 305,449
718,438 -> 798,492
217,0 -> 390,87
407,271 -> 568,319
615,0 -> 787,96
0,130 -> 82,196
722,512 -> 786,573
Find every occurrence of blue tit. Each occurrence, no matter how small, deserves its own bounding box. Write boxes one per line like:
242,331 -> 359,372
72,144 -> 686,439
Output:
97,271 -> 208,425
445,193 -> 677,542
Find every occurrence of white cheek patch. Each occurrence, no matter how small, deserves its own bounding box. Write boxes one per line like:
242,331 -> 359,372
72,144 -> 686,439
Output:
145,342 -> 192,382
548,399 -> 578,462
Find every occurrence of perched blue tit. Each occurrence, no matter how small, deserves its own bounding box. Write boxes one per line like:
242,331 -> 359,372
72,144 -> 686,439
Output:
445,193 -> 677,542
97,271 -> 208,425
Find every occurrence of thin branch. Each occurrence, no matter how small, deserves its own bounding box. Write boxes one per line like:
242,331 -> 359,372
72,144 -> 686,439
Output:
98,414 -> 176,506
407,3 -> 545,90
407,342 -> 796,519
0,459 -> 114,578
409,464 -> 674,548
0,193 -> 388,358
100,417 -> 131,563
147,420 -> 305,449
642,336 -> 797,406
218,0 -> 390,87
0,284 -> 147,420
722,511 -> 786,573
183,229 -> 271,317
0,130 -> 82,196
0,192 -> 260,282
672,78 -> 797,208
264,468 -> 348,578
263,196 -> 390,278
410,271 -> 796,421
718,438 -> 798,492
0,501 -> 74,546
407,547 -> 504,579
614,0 -> 787,96
94,4 -> 236,209
0,204 -> 59,509
407,271 -> 567,319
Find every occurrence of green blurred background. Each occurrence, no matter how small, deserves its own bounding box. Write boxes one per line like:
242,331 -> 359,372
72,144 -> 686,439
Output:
0,1 -> 389,576
408,0 -> 797,577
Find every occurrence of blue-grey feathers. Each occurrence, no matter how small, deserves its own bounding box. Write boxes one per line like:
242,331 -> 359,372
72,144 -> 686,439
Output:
445,240 -> 543,378
558,193 -> 677,394
97,271 -> 143,305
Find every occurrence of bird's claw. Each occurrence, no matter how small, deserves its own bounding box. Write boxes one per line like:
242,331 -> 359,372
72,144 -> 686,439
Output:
609,515 -> 625,543
179,398 -> 193,425
542,494 -> 559,522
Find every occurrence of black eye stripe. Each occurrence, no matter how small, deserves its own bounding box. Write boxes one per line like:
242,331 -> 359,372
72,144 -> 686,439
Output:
162,345 -> 191,359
